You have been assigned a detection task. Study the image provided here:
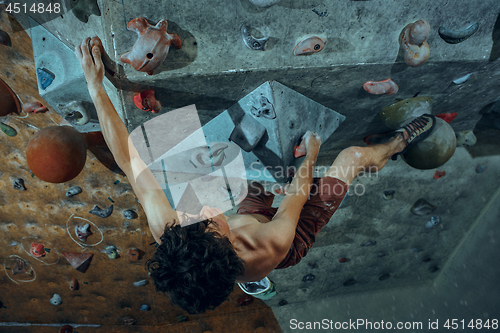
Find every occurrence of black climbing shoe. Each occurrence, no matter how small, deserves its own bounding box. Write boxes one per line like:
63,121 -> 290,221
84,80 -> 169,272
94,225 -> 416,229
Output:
391,114 -> 436,160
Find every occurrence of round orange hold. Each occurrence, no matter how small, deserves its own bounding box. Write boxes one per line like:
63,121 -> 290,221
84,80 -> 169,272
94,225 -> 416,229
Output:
26,126 -> 87,183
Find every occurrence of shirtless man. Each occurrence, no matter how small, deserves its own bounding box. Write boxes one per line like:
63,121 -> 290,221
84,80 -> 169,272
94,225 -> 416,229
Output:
76,38 -> 436,314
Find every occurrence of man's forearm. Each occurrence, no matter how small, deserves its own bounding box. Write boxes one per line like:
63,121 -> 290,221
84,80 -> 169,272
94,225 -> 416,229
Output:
89,86 -> 131,166
286,152 -> 318,204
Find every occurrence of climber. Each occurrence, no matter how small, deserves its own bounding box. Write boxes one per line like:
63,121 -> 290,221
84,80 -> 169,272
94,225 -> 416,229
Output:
75,37 -> 436,314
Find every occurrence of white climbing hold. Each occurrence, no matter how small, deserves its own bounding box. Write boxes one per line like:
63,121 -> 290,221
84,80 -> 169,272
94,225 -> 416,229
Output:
50,294 -> 62,305
453,73 -> 472,85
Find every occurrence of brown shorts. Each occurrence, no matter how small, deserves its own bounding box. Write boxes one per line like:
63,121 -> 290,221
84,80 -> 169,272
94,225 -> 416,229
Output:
237,178 -> 349,269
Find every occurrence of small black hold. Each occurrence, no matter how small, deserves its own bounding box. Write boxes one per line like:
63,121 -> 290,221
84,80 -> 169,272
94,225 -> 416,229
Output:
383,190 -> 395,200
89,204 -> 113,218
422,257 -> 432,262
66,186 -> 82,197
302,273 -> 315,283
176,315 -> 188,323
411,198 -> 437,216
307,262 -> 318,269
278,299 -> 288,306
343,279 -> 357,287
314,43 -> 321,50
361,240 -> 376,247
0,30 -> 12,46
13,178 -> 26,191
311,9 -> 328,17
123,210 -> 138,220
378,273 -> 390,281
429,266 -> 439,273
122,316 -> 136,326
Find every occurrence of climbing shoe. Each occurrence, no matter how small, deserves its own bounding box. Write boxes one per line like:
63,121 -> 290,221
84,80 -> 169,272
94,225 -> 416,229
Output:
391,114 -> 436,160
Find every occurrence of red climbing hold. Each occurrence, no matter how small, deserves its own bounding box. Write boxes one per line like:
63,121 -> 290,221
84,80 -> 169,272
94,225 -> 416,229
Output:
62,252 -> 94,273
134,89 -> 161,113
70,277 -> 79,291
293,140 -> 307,158
435,113 -> 457,123
338,257 -> 347,263
433,170 -> 446,179
31,243 -> 46,257
23,101 -> 48,113
127,248 -> 140,261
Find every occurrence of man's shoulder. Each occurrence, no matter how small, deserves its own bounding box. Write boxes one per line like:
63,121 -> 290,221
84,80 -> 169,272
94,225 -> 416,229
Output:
230,218 -> 289,281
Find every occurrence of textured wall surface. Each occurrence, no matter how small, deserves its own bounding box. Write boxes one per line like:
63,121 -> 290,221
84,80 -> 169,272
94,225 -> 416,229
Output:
17,0 -> 500,152
0,12 -> 281,333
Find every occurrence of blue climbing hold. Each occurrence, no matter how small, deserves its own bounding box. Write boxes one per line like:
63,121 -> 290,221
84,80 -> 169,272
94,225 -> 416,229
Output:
36,68 -> 55,90
140,304 -> 150,311
475,164 -> 487,174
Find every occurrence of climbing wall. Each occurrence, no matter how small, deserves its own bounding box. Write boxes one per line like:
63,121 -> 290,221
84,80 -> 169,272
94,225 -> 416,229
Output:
3,0 -> 500,330
0,12 -> 281,333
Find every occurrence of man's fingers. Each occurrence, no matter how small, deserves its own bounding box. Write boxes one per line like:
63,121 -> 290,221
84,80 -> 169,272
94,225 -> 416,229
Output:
80,37 -> 91,61
92,46 -> 104,70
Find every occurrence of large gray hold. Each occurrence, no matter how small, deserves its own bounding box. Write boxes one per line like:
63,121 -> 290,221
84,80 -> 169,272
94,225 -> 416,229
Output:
66,186 -> 82,197
411,198 -> 437,216
89,204 -> 113,218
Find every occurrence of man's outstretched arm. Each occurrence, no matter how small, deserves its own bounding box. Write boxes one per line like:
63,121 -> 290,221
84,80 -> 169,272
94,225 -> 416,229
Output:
75,38 -> 178,243
255,132 -> 321,258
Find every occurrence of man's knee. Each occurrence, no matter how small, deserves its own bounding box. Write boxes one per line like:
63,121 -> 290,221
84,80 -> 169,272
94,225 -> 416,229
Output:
339,146 -> 365,165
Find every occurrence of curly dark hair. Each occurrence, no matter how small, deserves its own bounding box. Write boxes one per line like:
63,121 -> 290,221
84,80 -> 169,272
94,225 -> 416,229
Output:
146,219 -> 246,314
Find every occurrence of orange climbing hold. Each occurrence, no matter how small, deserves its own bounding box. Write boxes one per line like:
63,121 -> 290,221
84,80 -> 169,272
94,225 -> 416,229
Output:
26,126 -> 87,183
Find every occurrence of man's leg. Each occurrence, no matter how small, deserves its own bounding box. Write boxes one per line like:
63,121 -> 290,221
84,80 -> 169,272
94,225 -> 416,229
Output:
324,134 -> 406,186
